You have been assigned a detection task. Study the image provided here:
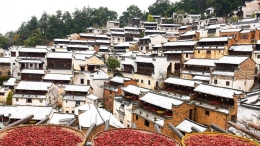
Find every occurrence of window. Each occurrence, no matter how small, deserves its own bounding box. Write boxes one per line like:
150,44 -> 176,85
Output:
39,64 -> 42,68
206,50 -> 211,54
186,53 -> 188,58
18,73 -> 20,76
76,101 -> 80,105
240,34 -> 248,39
72,111 -> 74,114
257,55 -> 260,59
66,100 -> 68,103
81,79 -> 84,84
214,79 -> 217,84
198,50 -> 200,53
110,91 -> 112,94
136,115 -> 138,120
226,81 -> 230,86
87,80 -> 90,85
141,80 -> 143,83
8,71 -> 11,76
148,80 -> 150,85
66,111 -> 69,113
16,98 -> 19,102
13,63 -> 15,65
137,79 -> 139,82
144,119 -> 149,127
205,110 -> 210,116
127,124 -> 130,128
30,63 -> 33,67
39,100 -> 43,103
0,71 -> 2,75
26,98 -> 32,103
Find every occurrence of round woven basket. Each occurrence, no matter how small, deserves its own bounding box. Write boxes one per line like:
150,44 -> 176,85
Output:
91,128 -> 181,146
0,124 -> 86,146
182,132 -> 259,146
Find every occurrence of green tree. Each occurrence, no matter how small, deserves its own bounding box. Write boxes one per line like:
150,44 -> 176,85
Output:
147,14 -> 155,22
24,29 -> 43,47
106,57 -> 120,73
148,0 -> 174,17
0,34 -> 9,49
119,5 -> 143,26
6,91 -> 12,105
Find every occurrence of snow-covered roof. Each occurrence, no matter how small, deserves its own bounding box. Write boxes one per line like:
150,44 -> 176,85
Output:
47,52 -> 72,59
163,41 -> 197,47
0,106 -> 53,120
216,56 -> 248,64
43,74 -> 73,81
63,95 -> 86,101
199,37 -> 230,42
86,94 -> 98,100
111,76 -> 130,84
77,103 -> 124,128
135,57 -> 153,63
176,119 -> 207,133
15,81 -> 52,91
185,59 -> 217,67
3,78 -> 16,86
179,26 -> 190,29
240,29 -> 251,33
48,113 -> 75,125
19,48 -> 47,53
122,85 -> 150,95
133,108 -> 164,127
144,30 -> 165,33
121,58 -> 133,65
111,31 -> 125,35
96,40 -> 110,43
13,94 -> 46,99
220,28 -> 242,32
54,38 -> 70,42
17,59 -> 43,63
21,69 -> 45,74
196,46 -> 225,50
67,45 -> 89,48
229,45 -> 253,52
180,31 -> 196,36
115,42 -> 130,47
124,27 -> 138,30
140,92 -> 183,110
192,76 -> 210,81
211,71 -> 234,76
144,21 -> 157,24
194,84 -> 243,99
191,100 -> 229,114
164,77 -> 202,87
74,54 -> 94,60
0,57 -> 11,63
64,84 -> 91,92
90,70 -> 110,80
181,70 -> 210,77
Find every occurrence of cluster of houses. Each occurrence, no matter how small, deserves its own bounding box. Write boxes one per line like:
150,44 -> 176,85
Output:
0,3 -> 260,142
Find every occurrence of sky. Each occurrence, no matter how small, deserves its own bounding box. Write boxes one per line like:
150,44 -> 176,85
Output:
0,0 -> 160,35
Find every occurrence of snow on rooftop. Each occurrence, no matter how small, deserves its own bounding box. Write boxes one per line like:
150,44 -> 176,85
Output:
192,76 -> 210,81
133,108 -> 164,127
194,84 -> 243,99
185,59 -> 217,67
111,76 -> 130,84
54,38 -> 70,42
176,119 -> 207,133
229,45 -> 253,52
19,48 -> 47,53
199,37 -> 230,42
74,54 -> 93,60
3,78 -> 16,86
17,59 -> 43,63
21,69 -> 45,74
47,52 -> 72,59
164,77 -> 202,87
163,41 -> 197,47
15,81 -> 52,91
211,71 -> 234,76
220,28 -> 242,32
43,74 -> 73,81
217,56 -> 248,64
191,100 -> 229,114
64,84 -> 91,92
123,85 -> 150,95
180,31 -> 196,36
0,106 -> 53,120
77,103 -> 124,128
67,44 -> 89,48
135,57 -> 153,63
86,94 -> 98,100
0,57 -> 10,63
121,58 -> 133,65
63,95 -> 86,101
140,92 -> 183,110
48,113 -> 75,125
90,70 -> 109,80
115,42 -> 130,47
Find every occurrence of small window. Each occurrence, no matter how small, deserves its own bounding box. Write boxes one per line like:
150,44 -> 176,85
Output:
144,119 -> 149,127
18,73 -> 20,76
198,50 -> 200,53
30,63 -> 33,67
127,124 -> 130,128
141,80 -> 143,83
148,80 -> 150,85
7,71 -> 11,75
226,81 -> 230,86
87,80 -> 90,85
257,55 -> 260,59
136,115 -> 138,120
39,99 -> 43,103
81,79 -> 84,84
72,111 -> 74,114
214,79 -> 217,84
186,53 -> 188,58
76,101 -> 80,105
137,79 -> 139,82
39,64 -> 42,68
66,100 -> 68,103
26,98 -> 32,103
13,63 -> 15,65
205,110 -> 210,116
16,98 -> 19,102
206,50 -> 211,54
66,111 -> 69,113
0,71 -> 2,75
110,91 -> 112,94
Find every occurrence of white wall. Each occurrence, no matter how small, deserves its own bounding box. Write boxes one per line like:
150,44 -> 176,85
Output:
113,98 -> 132,128
62,100 -> 85,113
12,98 -> 46,106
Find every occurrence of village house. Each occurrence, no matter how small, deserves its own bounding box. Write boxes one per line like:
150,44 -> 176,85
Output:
190,83 -> 244,130
144,30 -> 166,36
0,57 -> 11,77
124,27 -> 140,41
21,69 -> 45,81
143,21 -> 158,30
113,84 -> 150,127
61,84 -> 93,113
165,31 -> 179,42
178,26 -> 192,34
252,40 -> 260,72
158,24 -> 180,31
67,44 -> 89,51
106,21 -> 120,31
194,37 -> 236,59
0,87 -> 12,105
3,78 -> 17,90
48,112 -> 75,125
180,58 -> 217,79
46,52 -> 72,74
179,30 -> 196,40
228,44 -> 254,57
12,81 -> 58,107
43,73 -> 73,84
110,31 -> 125,46
121,56 -> 170,90
162,41 -> 197,73
139,34 -> 168,53
210,56 -> 256,92
75,103 -> 124,141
